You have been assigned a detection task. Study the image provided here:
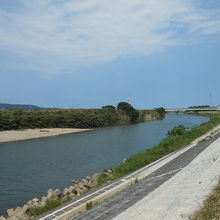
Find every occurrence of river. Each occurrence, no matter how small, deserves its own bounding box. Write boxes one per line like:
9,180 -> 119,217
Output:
0,113 -> 208,214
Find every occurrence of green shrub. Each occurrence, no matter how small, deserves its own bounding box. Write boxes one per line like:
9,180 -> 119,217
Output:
86,201 -> 93,210
167,125 -> 187,137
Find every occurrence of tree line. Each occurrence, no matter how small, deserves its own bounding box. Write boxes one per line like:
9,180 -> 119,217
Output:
0,102 -> 165,131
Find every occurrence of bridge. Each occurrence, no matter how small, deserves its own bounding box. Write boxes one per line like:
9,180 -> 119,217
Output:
166,106 -> 220,112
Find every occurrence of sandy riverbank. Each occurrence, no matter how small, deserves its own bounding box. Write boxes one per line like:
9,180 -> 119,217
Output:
0,128 -> 92,143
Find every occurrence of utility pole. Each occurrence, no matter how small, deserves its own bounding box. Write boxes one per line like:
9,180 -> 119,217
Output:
128,94 -> 131,105
209,92 -> 212,107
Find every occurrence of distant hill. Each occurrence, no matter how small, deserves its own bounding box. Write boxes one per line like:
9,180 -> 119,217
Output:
0,103 -> 42,110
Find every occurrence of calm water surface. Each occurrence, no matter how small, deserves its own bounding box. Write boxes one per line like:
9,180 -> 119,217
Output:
0,113 -> 208,214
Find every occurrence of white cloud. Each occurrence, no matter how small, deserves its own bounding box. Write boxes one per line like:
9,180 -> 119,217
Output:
0,0 -> 220,74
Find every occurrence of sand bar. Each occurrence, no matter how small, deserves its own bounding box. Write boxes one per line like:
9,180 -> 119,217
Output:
0,128 -> 92,143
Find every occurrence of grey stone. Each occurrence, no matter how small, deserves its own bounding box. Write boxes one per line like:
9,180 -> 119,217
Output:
41,196 -> 47,203
107,169 -> 113,174
32,198 -> 39,203
0,216 -> 7,220
22,205 -> 28,213
54,189 -> 61,197
78,182 -> 84,189
14,207 -> 23,215
63,188 -> 70,196
68,186 -> 75,193
7,209 -> 15,217
8,217 -> 19,220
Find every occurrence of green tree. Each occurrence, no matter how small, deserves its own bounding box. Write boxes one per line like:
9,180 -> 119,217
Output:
117,102 -> 139,122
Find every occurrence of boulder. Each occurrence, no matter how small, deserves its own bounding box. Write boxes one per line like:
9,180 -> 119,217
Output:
0,216 -> 7,220
41,196 -> 47,203
7,208 -> 15,217
40,201 -> 46,207
14,213 -> 29,220
78,182 -> 84,189
86,176 -> 91,181
68,186 -> 75,193
32,198 -> 39,203
107,169 -> 112,174
63,188 -> 70,196
68,193 -> 75,198
54,189 -> 61,198
22,205 -> 28,213
26,200 -> 33,208
8,217 -> 19,220
47,188 -> 53,194
87,180 -> 95,188
47,189 -> 60,200
83,180 -> 89,187
14,207 -> 23,215
74,185 -> 82,194
81,187 -> 88,193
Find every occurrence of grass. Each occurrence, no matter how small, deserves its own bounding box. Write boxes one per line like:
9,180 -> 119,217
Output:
27,196 -> 71,217
191,181 -> 220,220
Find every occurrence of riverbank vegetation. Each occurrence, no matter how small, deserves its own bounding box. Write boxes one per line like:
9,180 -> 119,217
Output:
100,112 -> 220,181
191,180 -> 220,220
0,103 -> 165,131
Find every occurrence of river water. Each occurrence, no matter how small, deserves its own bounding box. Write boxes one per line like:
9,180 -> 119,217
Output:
0,113 -> 208,214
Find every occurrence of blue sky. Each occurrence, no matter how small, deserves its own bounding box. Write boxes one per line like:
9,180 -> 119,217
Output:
0,0 -> 220,109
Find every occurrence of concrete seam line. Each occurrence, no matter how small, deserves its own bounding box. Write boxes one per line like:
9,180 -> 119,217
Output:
143,168 -> 183,182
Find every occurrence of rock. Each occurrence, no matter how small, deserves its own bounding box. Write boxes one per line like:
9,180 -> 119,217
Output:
68,186 -> 75,193
40,201 -> 46,207
122,158 -> 127,163
78,182 -> 84,189
107,169 -> 112,174
0,216 -> 7,220
32,198 -> 39,203
41,196 -> 47,203
92,173 -> 99,179
81,187 -> 88,193
26,200 -> 33,208
14,207 -> 23,215
63,188 -> 70,196
22,205 -> 28,213
47,188 -> 53,194
83,180 -> 89,187
8,217 -> 19,220
47,189 -> 60,200
54,189 -> 61,197
14,213 -> 29,220
86,176 -> 91,181
69,193 -> 75,198
74,185 -> 82,194
87,180 -> 95,188
71,179 -> 75,183
7,208 -> 15,217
